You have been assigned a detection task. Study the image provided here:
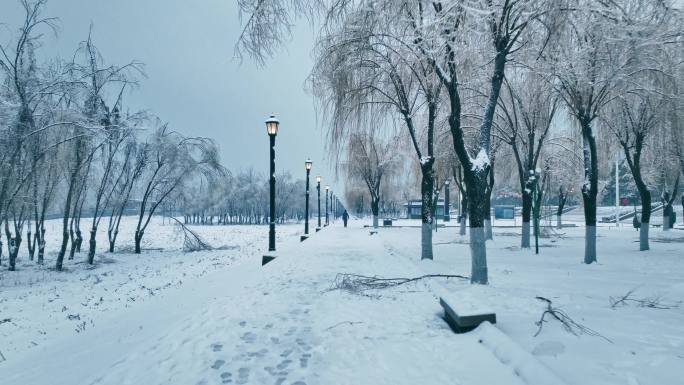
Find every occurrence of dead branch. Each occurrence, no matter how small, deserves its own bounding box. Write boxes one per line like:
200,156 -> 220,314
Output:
167,216 -> 214,252
325,321 -> 364,331
535,296 -> 612,343
609,289 -> 680,310
330,273 -> 468,294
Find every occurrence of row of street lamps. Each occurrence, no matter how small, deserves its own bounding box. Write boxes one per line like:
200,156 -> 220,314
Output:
263,115 -> 341,265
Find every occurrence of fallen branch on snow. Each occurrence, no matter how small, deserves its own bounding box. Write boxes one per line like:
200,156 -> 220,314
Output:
535,296 -> 612,343
609,289 -> 680,309
330,273 -> 468,294
325,321 -> 364,331
167,216 -> 214,252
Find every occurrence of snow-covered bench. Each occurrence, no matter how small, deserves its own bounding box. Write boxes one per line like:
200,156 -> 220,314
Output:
440,296 -> 496,333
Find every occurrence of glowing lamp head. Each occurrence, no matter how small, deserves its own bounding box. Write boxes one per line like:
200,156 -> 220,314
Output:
445,180 -> 450,186
305,158 -> 312,171
316,175 -> 321,183
265,115 -> 279,136
325,185 -> 330,191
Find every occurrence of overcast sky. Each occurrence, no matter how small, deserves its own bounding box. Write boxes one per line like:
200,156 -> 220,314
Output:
0,0 -> 341,190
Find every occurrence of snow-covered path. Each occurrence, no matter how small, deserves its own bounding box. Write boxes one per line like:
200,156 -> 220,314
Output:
1,223 -> 556,385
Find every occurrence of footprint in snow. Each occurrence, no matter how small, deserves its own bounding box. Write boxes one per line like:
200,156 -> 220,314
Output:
211,343 -> 223,352
220,372 -> 232,384
276,359 -> 292,370
240,332 -> 257,343
211,360 -> 226,370
300,353 -> 312,368
235,367 -> 250,384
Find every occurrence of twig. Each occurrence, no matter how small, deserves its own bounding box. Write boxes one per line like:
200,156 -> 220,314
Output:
330,273 -> 468,294
609,289 -> 680,309
325,321 -> 363,331
0,349 -> 5,362
535,296 -> 612,343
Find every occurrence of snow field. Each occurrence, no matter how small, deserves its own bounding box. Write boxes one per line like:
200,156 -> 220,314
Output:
1,216 -> 683,385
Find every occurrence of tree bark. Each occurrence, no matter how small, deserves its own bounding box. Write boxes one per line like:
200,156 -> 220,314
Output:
87,227 -> 97,264
420,163 -> 435,260
371,197 -> 380,229
521,192 -> 532,248
580,119 -> 599,264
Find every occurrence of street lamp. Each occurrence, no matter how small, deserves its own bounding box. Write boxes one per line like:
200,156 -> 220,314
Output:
444,180 -> 451,222
325,186 -> 330,226
316,175 -> 322,231
302,159 -> 312,241
263,115 -> 279,265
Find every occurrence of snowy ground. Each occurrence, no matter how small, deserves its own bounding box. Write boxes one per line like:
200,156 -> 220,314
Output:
1,214 -> 683,385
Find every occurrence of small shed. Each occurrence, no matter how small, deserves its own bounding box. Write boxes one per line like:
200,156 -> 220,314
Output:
404,199 -> 447,219
494,205 -> 515,219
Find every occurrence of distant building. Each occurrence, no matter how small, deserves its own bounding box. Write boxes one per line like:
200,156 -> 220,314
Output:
404,199 -> 448,219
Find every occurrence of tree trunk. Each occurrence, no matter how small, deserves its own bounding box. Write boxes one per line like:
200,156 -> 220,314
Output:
521,193 -> 532,248
466,170 -> 489,284
371,197 -> 379,229
87,227 -> 97,264
27,228 -> 34,261
420,164 -> 435,260
37,227 -> 45,264
8,235 -> 21,271
663,204 -> 672,231
459,195 -> 468,236
638,190 -> 651,251
581,120 -> 598,264
134,230 -> 143,254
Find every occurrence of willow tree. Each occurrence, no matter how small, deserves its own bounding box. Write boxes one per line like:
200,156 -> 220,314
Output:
311,4 -> 443,260
409,0 -> 556,283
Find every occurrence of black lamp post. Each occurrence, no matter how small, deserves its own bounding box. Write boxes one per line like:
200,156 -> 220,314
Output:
316,176 -> 322,231
444,180 -> 451,222
263,115 -> 279,265
325,186 -> 330,226
303,159 -> 312,240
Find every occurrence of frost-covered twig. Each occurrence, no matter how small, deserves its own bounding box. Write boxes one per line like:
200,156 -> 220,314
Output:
330,273 -> 468,294
609,289 -> 680,310
535,296 -> 612,343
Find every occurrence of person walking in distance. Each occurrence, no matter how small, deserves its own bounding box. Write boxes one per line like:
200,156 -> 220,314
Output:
342,210 -> 349,228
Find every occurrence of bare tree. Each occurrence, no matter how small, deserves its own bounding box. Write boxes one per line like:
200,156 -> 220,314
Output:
497,72 -> 558,248
346,131 -> 400,228
133,123 -> 223,254
71,29 -> 143,263
548,0 -> 676,263
413,0 -> 555,283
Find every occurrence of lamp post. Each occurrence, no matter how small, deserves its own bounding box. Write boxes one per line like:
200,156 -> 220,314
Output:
444,180 -> 451,222
263,115 -> 279,265
316,176 -> 322,231
325,186 -> 330,226
303,159 -> 312,241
